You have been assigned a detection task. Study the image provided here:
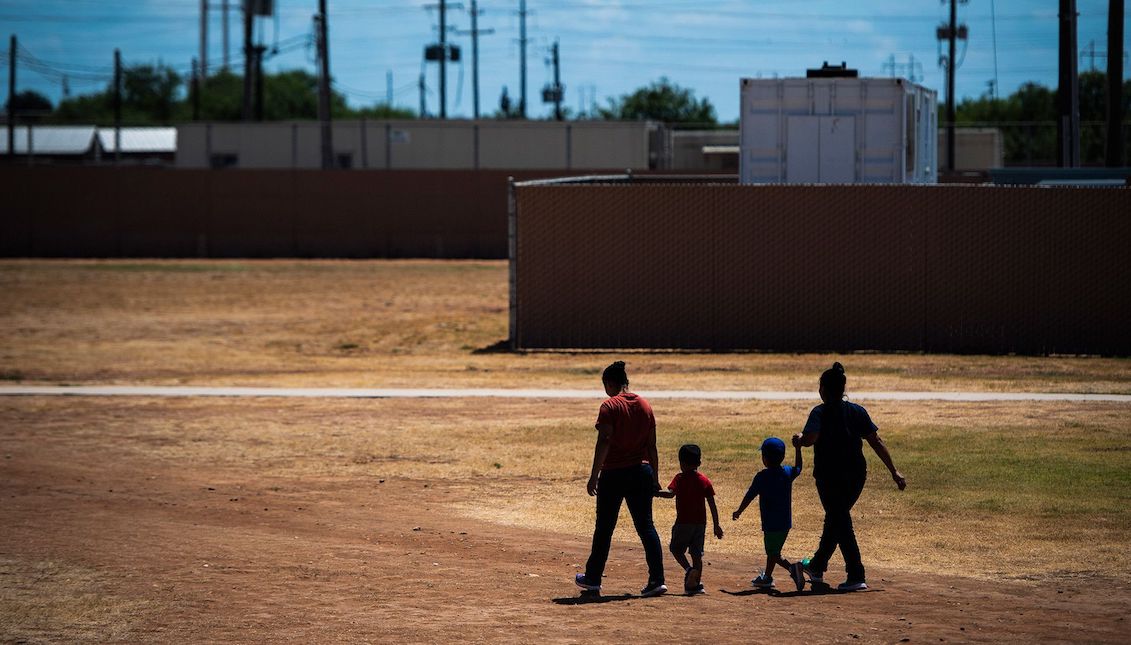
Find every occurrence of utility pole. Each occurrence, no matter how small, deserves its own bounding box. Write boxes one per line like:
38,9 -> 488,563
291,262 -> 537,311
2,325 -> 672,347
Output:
192,57 -> 201,120
222,0 -> 230,70
254,44 -> 265,121
317,0 -> 334,169
419,72 -> 426,117
946,0 -> 957,172
439,0 -> 447,119
423,1 -> 461,119
113,48 -> 121,165
518,0 -> 527,118
199,0 -> 208,77
936,0 -> 966,173
241,2 -> 253,121
387,70 -> 393,106
548,40 -> 563,120
457,0 -> 494,119
1105,0 -> 1124,167
7,34 -> 15,160
1058,0 -> 1080,168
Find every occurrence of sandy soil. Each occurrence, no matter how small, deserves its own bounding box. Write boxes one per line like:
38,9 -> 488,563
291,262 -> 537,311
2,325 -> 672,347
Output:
2,397 -> 1127,644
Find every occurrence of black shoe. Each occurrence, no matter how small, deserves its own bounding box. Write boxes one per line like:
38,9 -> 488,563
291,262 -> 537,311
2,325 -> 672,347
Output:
837,579 -> 868,591
640,580 -> 668,597
789,561 -> 806,591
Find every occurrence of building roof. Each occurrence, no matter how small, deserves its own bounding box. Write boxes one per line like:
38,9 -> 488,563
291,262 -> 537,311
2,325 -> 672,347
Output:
0,126 -> 96,154
97,127 -> 177,153
0,125 -> 177,155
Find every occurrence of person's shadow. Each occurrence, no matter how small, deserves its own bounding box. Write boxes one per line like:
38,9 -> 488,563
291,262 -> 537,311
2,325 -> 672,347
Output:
552,590 -> 636,605
720,582 -> 880,598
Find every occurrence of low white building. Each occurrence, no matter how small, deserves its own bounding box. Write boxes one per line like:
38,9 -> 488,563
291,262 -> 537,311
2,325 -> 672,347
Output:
0,125 -> 176,164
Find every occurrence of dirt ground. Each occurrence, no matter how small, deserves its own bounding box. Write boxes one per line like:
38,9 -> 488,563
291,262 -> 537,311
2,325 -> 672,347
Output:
2,260 -> 1129,643
2,396 -> 1128,644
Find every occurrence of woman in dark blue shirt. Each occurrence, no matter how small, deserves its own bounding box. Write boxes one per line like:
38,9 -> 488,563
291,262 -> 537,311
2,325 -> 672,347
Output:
792,362 -> 906,591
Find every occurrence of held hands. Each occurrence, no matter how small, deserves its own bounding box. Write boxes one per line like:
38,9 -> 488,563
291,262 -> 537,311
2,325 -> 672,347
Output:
586,474 -> 599,496
713,523 -> 724,539
791,433 -> 803,448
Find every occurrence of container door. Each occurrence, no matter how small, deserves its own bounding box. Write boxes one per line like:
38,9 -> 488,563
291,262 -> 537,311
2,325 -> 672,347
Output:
786,116 -> 820,183
818,115 -> 855,183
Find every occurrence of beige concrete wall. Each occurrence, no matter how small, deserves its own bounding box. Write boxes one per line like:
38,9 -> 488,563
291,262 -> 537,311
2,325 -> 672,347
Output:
938,128 -> 1004,170
570,122 -> 653,170
176,120 -> 655,170
671,130 -> 738,170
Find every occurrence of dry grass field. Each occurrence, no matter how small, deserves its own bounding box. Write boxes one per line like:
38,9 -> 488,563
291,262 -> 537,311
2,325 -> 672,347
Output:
2,260 -> 1129,643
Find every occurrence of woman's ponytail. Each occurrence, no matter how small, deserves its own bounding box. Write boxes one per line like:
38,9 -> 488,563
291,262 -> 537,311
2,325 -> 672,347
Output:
602,360 -> 629,387
820,362 -> 847,399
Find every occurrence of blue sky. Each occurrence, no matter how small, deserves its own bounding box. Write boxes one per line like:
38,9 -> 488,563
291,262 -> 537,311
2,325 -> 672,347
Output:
2,0 -> 1127,122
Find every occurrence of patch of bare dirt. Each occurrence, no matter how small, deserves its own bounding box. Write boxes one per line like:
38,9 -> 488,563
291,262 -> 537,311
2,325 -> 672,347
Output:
1,399 -> 1127,643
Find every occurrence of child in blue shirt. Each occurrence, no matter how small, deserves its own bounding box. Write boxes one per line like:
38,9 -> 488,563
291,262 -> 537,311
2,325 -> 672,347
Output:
731,436 -> 806,591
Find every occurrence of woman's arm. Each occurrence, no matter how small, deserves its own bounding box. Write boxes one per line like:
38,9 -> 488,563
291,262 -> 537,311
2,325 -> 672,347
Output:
587,424 -> 613,496
864,432 -> 906,490
647,438 -> 661,490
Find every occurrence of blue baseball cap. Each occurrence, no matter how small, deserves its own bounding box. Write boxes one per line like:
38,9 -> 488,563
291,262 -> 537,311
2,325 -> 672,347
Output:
760,437 -> 786,457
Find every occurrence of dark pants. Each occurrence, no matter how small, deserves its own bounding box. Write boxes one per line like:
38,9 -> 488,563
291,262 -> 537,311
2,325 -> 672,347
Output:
811,474 -> 867,582
584,464 -> 665,585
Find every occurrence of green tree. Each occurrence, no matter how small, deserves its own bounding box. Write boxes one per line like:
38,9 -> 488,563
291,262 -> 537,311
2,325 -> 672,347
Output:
123,64 -> 181,122
353,103 -> 416,119
598,77 -> 716,125
51,63 -> 182,125
955,75 -> 1131,164
5,90 -> 53,114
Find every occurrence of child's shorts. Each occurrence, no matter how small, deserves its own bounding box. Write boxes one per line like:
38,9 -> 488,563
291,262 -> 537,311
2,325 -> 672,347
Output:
670,523 -> 706,557
763,530 -> 789,557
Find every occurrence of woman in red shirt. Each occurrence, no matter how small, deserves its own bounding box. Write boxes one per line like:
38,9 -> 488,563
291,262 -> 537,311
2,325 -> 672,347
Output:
574,361 -> 667,597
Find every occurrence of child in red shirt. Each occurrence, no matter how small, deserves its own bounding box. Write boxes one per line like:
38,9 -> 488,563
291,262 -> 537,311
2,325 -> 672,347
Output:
655,444 -> 724,594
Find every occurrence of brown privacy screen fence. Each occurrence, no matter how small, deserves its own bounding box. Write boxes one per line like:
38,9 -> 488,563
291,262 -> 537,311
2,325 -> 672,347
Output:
509,177 -> 1131,355
0,167 -> 575,259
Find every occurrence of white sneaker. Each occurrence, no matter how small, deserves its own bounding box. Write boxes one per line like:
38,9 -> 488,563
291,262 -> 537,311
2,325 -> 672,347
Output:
837,580 -> 868,591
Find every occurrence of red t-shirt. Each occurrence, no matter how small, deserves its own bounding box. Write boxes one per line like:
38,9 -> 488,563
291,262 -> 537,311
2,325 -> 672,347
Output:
595,392 -> 656,471
668,471 -> 715,525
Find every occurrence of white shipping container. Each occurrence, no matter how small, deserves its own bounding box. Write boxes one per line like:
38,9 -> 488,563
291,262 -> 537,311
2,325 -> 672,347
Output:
740,77 -> 937,184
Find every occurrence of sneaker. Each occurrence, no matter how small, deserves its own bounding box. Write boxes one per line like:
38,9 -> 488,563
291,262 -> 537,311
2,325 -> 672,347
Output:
802,561 -> 824,584
640,580 -> 668,597
574,573 -> 601,591
687,583 -> 706,595
684,567 -> 702,591
789,561 -> 806,591
751,573 -> 774,588
838,580 -> 868,592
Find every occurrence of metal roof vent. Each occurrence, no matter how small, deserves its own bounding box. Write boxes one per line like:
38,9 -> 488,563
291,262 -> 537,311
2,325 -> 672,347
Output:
806,61 -> 858,78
